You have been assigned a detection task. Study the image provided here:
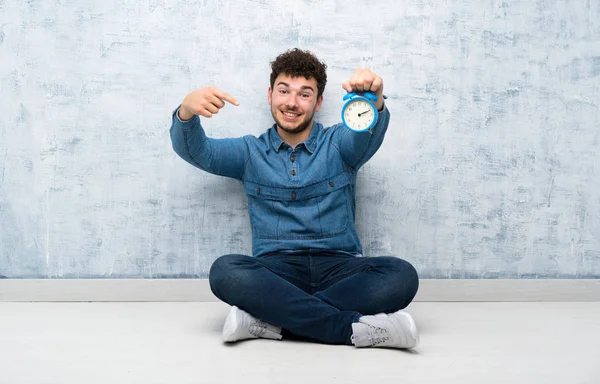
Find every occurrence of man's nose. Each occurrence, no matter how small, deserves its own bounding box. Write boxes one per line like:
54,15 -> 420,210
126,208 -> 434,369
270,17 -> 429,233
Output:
286,96 -> 299,108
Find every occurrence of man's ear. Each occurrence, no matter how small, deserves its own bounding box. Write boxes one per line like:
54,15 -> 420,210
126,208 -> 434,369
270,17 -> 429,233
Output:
315,95 -> 324,112
268,87 -> 272,105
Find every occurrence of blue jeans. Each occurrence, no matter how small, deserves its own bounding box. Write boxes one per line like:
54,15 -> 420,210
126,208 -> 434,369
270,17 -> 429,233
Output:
209,252 -> 419,345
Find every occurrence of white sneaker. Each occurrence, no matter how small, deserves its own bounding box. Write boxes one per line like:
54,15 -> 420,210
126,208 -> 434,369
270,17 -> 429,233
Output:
351,310 -> 419,349
222,306 -> 283,343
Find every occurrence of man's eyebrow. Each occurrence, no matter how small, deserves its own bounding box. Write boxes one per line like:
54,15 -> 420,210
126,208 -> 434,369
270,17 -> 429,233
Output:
276,82 -> 315,92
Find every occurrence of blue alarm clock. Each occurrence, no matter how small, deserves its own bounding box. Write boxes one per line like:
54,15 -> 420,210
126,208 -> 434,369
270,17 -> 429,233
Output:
341,91 -> 379,132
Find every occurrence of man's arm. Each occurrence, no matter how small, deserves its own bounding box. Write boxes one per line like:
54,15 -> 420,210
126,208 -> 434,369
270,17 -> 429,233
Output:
169,86 -> 248,180
333,69 -> 391,170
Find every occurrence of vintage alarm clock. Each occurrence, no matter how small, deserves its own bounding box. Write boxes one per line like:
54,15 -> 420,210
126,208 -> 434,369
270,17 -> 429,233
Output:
341,91 -> 379,132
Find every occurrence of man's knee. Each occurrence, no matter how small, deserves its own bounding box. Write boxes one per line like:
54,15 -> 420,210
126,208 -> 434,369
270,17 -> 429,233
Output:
374,256 -> 420,310
208,254 -> 252,300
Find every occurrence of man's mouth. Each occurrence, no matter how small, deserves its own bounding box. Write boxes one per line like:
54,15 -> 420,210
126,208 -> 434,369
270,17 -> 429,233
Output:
281,110 -> 301,118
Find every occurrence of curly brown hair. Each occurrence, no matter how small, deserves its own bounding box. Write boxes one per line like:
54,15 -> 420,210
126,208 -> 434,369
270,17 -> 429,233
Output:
270,48 -> 328,98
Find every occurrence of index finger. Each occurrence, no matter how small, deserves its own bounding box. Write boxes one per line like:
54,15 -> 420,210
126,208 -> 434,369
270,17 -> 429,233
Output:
215,90 -> 239,106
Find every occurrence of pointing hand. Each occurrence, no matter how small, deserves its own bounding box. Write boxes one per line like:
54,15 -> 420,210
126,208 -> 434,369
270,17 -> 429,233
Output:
179,86 -> 239,120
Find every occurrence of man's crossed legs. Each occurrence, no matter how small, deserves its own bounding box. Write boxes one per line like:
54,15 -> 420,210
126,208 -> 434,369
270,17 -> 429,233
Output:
209,252 -> 420,349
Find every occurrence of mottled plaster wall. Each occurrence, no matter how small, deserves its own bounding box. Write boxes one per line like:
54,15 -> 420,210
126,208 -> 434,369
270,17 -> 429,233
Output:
1,0 -> 599,278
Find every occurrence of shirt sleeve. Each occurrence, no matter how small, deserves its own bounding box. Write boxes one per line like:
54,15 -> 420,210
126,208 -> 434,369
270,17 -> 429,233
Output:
331,105 -> 391,170
169,106 -> 249,181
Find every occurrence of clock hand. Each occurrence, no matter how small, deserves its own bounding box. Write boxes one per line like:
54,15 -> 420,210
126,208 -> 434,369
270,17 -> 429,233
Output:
358,110 -> 372,117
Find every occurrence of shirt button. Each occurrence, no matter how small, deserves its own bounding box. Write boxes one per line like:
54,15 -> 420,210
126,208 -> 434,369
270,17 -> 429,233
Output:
291,192 -> 297,200
257,187 -> 260,194
290,170 -> 296,176
329,182 -> 335,187
290,156 -> 296,162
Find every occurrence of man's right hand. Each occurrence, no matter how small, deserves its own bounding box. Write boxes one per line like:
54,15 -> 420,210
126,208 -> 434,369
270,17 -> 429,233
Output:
178,86 -> 239,120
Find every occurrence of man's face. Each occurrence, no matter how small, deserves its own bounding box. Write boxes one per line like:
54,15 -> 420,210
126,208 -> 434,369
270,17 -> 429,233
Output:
268,74 -> 323,135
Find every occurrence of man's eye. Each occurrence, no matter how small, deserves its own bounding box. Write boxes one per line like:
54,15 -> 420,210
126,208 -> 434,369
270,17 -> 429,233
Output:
279,89 -> 287,94
302,94 -> 310,98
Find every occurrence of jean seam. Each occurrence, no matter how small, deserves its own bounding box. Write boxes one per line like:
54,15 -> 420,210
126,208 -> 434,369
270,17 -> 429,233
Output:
255,258 -> 310,290
317,261 -> 376,292
309,256 -> 318,288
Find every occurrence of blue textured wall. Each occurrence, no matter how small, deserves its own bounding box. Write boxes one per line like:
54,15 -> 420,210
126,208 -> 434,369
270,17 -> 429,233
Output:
1,0 -> 599,279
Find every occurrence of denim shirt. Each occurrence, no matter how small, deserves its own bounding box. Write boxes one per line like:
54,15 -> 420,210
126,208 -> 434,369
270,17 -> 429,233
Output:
170,106 -> 391,257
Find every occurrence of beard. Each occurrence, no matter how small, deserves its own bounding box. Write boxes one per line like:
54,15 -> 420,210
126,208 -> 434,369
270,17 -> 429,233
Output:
271,106 -> 315,135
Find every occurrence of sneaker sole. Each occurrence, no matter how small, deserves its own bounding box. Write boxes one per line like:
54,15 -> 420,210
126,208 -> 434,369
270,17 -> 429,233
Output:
222,305 -> 242,342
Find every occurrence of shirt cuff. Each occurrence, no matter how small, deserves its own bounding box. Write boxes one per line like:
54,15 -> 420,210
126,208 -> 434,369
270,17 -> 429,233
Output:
377,94 -> 388,112
173,105 -> 198,123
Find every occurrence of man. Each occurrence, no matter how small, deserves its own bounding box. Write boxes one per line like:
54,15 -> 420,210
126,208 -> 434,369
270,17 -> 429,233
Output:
170,48 -> 420,349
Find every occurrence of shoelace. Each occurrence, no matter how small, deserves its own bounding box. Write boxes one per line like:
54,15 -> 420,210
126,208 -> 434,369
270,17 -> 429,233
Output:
351,324 -> 390,346
248,320 -> 267,337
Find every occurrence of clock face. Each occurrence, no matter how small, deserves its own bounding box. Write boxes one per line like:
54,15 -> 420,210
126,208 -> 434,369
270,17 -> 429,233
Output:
343,98 -> 376,131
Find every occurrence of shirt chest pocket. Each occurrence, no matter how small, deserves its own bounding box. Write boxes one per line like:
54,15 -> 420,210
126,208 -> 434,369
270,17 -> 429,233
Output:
244,172 -> 352,240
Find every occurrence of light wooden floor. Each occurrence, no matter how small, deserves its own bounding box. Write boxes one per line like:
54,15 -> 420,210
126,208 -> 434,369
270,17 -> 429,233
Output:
1,302 -> 599,384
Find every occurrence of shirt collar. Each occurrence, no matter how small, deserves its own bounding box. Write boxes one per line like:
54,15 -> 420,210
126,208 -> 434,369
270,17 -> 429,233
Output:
269,122 -> 320,154
269,124 -> 285,152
